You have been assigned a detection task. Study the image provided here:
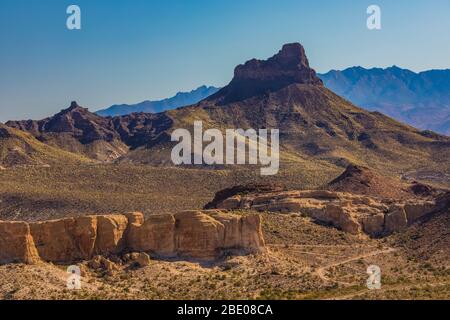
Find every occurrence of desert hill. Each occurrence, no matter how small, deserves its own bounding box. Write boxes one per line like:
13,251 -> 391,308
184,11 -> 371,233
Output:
6,102 -> 130,162
0,122 -> 91,167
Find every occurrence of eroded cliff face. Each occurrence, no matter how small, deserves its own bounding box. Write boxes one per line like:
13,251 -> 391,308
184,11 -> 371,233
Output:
0,210 -> 266,265
0,221 -> 40,264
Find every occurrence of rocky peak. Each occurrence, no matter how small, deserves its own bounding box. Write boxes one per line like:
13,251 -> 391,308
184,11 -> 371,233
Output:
7,102 -> 120,145
56,101 -> 92,117
234,43 -> 320,83
209,43 -> 323,103
68,100 -> 81,110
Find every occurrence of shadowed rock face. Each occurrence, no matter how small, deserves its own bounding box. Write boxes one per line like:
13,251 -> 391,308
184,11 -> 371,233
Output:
8,102 -> 120,144
209,43 -> 323,103
0,124 -> 12,139
0,211 -> 266,265
6,102 -> 173,160
204,183 -> 286,210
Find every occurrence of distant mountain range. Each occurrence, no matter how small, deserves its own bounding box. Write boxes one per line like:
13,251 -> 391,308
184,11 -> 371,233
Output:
6,43 -> 450,177
318,67 -> 450,136
96,66 -> 450,136
96,85 -> 220,117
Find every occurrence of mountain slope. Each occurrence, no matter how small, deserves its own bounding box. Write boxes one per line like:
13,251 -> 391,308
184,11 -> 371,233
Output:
117,43 -> 450,177
319,66 -> 450,136
96,85 -> 220,117
0,123 -> 91,166
6,43 -> 450,181
6,102 -> 129,162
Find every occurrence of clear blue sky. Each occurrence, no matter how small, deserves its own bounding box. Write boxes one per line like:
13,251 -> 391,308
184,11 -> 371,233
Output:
1,0 -> 449,121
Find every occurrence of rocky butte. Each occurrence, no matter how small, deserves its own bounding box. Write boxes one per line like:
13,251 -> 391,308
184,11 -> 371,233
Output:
208,42 -> 323,104
0,210 -> 266,265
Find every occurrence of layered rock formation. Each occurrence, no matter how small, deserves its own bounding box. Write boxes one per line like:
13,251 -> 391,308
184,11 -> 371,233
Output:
212,189 -> 445,237
0,211 -> 265,265
0,221 -> 40,264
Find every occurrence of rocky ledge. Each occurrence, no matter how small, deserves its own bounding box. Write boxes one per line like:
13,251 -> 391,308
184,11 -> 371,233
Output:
0,210 -> 266,265
213,190 -> 449,237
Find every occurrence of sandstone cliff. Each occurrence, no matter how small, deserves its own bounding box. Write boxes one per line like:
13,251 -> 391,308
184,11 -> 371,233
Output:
0,210 -> 265,265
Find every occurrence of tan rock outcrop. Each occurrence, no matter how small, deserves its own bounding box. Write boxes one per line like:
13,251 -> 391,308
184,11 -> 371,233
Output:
127,213 -> 176,255
94,215 -> 128,255
213,189 -> 441,237
0,210 -> 266,265
174,210 -> 266,258
30,216 -> 97,262
0,221 -> 40,264
210,211 -> 265,251
174,211 -> 226,259
361,213 -> 385,236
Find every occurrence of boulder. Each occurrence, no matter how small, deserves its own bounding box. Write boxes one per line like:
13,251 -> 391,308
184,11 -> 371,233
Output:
218,196 -> 242,210
89,255 -> 119,274
135,252 -> 151,267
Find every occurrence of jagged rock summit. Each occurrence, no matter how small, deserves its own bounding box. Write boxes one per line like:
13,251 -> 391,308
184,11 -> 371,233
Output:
8,101 -> 120,144
208,42 -> 323,103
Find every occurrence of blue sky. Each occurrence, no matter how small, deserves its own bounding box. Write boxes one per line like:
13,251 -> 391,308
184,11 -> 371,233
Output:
1,0 -> 449,121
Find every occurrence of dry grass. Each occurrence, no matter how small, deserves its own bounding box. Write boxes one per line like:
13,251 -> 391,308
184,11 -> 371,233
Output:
0,163 -> 338,221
